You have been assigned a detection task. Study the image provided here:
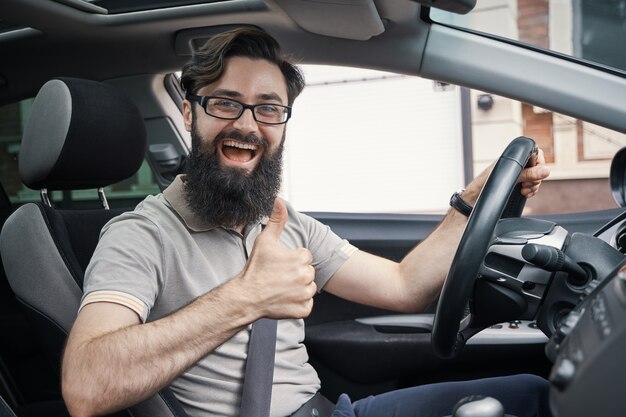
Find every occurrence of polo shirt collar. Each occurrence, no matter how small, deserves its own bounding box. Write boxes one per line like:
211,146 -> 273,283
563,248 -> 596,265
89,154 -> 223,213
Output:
162,174 -> 269,233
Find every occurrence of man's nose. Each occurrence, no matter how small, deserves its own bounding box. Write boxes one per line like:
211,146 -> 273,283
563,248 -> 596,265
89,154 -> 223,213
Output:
232,107 -> 259,133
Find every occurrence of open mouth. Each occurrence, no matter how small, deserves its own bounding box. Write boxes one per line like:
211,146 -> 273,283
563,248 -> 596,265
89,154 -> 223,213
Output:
220,139 -> 261,165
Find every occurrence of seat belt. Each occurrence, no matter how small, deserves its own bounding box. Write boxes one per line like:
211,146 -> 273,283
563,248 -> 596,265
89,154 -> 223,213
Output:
239,318 -> 278,417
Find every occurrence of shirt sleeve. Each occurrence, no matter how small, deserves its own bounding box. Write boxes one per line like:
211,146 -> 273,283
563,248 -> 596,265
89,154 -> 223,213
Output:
80,212 -> 165,322
287,205 -> 358,291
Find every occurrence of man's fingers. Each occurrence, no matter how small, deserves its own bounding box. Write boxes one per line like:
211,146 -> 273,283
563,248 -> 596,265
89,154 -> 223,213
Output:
535,148 -> 546,165
517,148 -> 548,198
262,198 -> 288,241
519,164 -> 550,183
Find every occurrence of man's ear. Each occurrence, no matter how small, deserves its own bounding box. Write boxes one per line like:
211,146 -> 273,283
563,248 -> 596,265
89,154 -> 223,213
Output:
183,100 -> 193,132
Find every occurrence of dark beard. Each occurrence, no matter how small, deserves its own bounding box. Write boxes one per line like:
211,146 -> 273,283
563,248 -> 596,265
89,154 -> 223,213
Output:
183,127 -> 283,229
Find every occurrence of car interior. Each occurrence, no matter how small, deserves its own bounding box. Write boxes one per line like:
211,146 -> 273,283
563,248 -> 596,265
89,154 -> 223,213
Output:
0,0 -> 625,416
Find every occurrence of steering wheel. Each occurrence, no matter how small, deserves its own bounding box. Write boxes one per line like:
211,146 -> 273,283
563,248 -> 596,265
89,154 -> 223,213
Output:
432,136 -> 537,359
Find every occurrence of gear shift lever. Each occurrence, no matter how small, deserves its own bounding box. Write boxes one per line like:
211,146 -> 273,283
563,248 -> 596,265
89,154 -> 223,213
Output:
452,396 -> 505,417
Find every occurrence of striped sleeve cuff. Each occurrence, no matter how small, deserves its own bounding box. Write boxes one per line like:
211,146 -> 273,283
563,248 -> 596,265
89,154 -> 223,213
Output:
340,242 -> 359,258
315,241 -> 360,292
80,290 -> 149,322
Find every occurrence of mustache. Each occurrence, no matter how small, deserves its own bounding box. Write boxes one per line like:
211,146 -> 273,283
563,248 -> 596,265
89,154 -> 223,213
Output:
213,130 -> 268,148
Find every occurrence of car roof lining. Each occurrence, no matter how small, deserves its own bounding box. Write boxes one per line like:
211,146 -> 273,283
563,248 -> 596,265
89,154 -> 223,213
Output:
0,0 -> 625,135
0,0 -> 425,103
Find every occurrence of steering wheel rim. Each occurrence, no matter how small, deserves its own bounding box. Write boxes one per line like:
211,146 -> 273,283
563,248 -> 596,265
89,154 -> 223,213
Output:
432,136 -> 537,359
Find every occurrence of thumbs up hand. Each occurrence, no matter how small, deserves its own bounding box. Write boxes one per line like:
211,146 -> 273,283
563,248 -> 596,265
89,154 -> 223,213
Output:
236,199 -> 316,320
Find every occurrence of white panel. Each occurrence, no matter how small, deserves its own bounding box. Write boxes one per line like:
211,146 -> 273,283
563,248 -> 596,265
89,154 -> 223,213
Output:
283,66 -> 463,213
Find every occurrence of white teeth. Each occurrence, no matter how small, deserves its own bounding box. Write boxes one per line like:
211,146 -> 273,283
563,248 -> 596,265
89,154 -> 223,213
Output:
223,140 -> 258,151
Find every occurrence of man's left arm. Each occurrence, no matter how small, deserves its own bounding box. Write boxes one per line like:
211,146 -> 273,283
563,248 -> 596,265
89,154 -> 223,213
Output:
323,150 -> 550,313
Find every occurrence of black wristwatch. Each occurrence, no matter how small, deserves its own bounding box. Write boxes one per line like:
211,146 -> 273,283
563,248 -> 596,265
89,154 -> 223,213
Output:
449,189 -> 473,217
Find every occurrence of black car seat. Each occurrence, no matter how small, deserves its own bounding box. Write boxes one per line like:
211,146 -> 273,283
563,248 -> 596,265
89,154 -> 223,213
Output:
0,395 -> 17,417
0,394 -> 67,417
0,78 -> 188,417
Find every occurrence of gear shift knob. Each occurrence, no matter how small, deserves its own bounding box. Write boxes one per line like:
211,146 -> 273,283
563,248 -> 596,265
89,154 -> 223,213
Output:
452,396 -> 505,417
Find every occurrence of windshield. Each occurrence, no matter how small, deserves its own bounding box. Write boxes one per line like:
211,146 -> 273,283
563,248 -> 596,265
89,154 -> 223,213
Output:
431,0 -> 626,75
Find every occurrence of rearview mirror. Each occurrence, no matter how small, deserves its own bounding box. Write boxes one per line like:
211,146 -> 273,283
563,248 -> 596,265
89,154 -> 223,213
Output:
610,147 -> 626,207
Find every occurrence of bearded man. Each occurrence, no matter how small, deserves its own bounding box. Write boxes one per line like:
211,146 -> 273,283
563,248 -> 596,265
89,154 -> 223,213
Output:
61,28 -> 551,417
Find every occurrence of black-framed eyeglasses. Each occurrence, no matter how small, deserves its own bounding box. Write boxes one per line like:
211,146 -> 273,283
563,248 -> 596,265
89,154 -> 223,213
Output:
186,94 -> 292,125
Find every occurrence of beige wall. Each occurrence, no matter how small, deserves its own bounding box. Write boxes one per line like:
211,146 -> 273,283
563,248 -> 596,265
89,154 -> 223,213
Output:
525,178 -> 617,215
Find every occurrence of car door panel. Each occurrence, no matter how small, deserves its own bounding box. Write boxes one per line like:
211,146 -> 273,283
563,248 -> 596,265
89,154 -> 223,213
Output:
305,208 -> 623,399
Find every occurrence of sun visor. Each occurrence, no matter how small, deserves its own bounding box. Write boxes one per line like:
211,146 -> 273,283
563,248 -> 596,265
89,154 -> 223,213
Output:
274,0 -> 385,41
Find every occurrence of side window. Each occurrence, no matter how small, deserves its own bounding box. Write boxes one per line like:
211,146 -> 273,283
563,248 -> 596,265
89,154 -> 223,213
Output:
284,65 -> 624,215
0,99 -> 160,208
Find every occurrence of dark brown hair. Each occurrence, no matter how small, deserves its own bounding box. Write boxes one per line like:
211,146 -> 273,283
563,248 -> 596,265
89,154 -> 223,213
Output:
180,27 -> 305,105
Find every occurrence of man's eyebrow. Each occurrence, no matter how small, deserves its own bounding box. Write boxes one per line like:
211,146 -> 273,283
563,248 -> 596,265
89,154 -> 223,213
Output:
211,89 -> 284,104
211,89 -> 241,98
258,93 -> 283,103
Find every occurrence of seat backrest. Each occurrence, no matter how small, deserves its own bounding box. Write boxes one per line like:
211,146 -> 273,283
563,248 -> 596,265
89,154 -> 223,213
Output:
0,395 -> 17,417
0,78 -> 188,417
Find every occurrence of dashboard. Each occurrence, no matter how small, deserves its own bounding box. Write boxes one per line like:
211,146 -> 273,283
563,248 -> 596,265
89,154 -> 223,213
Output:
548,261 -> 626,417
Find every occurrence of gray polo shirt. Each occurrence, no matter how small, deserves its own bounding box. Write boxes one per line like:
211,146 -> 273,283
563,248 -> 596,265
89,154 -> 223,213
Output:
81,175 -> 357,417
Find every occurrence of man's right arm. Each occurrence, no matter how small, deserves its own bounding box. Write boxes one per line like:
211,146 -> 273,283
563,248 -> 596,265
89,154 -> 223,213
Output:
61,278 -> 257,417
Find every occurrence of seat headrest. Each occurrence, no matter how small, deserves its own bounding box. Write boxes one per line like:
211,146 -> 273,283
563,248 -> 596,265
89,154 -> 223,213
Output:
19,77 -> 147,190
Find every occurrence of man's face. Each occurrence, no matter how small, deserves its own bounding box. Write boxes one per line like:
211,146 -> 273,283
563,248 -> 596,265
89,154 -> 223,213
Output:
181,56 -> 290,228
183,56 -> 289,173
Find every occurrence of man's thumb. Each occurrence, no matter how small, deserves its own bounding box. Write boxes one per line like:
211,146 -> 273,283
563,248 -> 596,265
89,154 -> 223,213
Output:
263,198 -> 288,240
